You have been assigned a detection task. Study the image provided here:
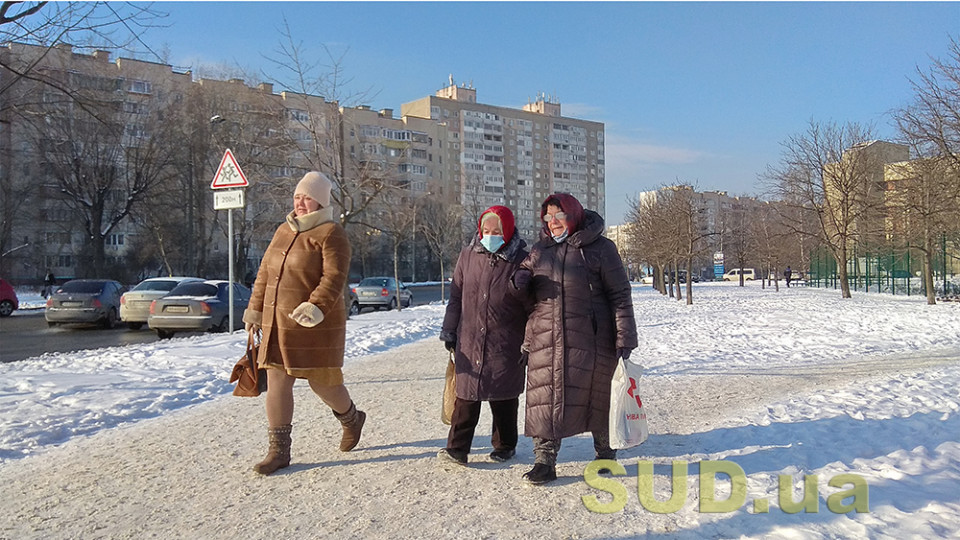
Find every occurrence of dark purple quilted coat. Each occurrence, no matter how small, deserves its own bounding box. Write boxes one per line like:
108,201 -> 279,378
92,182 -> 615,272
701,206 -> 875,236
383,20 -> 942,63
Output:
520,194 -> 637,440
440,233 -> 531,401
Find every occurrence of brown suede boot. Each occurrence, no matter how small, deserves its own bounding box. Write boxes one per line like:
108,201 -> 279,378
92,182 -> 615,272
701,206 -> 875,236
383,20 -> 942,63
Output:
254,424 -> 292,475
333,402 -> 366,451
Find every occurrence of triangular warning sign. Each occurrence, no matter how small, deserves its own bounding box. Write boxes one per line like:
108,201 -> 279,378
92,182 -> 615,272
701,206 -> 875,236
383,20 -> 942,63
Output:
211,149 -> 249,189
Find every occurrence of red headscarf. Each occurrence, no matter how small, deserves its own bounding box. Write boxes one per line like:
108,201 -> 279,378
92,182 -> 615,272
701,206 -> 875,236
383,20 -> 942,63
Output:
478,205 -> 516,243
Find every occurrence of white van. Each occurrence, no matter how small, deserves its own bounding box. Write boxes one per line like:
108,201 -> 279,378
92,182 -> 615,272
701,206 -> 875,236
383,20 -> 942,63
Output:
722,268 -> 756,281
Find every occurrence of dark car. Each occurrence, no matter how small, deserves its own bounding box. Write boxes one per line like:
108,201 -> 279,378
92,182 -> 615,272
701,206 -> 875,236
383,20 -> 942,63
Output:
45,279 -> 126,328
0,278 -> 19,317
352,277 -> 413,311
147,280 -> 250,339
666,271 -> 700,284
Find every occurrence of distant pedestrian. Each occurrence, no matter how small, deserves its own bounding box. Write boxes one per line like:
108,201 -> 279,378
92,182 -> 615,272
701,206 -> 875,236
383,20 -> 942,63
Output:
42,271 -> 56,298
511,193 -> 637,485
784,266 -> 793,288
438,205 -> 531,467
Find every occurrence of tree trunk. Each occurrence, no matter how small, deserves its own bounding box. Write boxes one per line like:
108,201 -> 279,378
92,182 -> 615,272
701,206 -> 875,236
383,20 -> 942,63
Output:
674,259 -> 682,301
923,237 -> 937,305
835,250 -> 852,298
439,259 -> 446,304
393,241 -> 403,311
685,258 -> 693,305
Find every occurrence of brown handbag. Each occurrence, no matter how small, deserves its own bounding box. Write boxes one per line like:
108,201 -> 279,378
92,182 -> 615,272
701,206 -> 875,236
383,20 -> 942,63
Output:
230,330 -> 267,397
441,351 -> 456,425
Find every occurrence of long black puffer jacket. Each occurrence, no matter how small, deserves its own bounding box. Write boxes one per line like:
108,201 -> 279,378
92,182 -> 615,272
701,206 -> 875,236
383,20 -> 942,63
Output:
520,195 -> 637,440
440,232 -> 530,401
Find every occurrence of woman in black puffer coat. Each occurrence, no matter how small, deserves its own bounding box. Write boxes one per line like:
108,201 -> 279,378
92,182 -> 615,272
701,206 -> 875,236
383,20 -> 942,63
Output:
512,193 -> 637,484
438,205 -> 531,466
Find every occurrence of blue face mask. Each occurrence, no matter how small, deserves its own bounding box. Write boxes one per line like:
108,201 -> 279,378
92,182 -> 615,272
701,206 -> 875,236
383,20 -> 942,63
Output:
552,229 -> 569,243
480,234 -> 504,253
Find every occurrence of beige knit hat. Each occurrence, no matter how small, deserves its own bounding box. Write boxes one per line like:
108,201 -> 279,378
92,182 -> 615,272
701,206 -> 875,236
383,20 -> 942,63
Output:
295,171 -> 332,208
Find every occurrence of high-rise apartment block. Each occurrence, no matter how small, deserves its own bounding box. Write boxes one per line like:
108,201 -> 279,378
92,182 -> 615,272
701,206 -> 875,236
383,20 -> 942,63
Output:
1,44 -> 604,283
402,80 -> 605,242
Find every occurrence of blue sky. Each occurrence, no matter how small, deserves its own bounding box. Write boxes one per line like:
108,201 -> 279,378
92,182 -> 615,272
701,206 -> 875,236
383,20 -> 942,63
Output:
142,2 -> 959,225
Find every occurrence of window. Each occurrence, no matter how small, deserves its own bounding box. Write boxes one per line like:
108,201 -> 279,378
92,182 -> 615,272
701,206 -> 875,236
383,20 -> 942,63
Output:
127,80 -> 152,94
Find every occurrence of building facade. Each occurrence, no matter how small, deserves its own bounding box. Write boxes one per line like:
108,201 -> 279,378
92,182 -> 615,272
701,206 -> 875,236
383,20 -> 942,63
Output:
401,80 -> 605,243
1,46 -> 605,284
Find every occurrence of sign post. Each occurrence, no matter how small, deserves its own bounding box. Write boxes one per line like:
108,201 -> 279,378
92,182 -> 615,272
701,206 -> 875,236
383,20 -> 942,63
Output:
714,252 -> 725,281
211,149 -> 249,332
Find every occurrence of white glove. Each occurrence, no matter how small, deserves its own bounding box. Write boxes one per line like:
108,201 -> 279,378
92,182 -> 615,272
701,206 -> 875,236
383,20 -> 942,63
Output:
290,302 -> 324,327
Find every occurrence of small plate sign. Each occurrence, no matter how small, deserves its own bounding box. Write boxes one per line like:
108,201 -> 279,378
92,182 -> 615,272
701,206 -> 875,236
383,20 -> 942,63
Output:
214,190 -> 245,210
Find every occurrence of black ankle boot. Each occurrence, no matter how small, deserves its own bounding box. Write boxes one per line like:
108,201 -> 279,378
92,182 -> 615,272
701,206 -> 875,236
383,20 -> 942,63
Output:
522,463 -> 557,485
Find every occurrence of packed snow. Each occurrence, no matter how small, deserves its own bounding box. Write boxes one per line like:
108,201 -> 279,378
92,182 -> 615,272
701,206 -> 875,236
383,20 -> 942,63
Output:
1,282 -> 958,539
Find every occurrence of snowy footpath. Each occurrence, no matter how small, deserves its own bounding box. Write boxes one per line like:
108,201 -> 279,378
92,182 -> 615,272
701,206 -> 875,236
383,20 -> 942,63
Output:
1,283 -> 959,539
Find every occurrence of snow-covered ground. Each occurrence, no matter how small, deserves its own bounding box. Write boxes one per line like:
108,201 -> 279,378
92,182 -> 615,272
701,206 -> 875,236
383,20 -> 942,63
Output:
1,282 -> 958,539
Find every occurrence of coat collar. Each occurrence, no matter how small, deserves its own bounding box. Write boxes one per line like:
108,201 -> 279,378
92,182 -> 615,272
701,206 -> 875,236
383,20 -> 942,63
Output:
286,206 -> 335,232
470,230 -> 526,261
537,209 -> 605,249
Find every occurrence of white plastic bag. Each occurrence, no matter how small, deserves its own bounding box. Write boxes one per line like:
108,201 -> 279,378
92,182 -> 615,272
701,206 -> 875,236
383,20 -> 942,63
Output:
608,358 -> 649,449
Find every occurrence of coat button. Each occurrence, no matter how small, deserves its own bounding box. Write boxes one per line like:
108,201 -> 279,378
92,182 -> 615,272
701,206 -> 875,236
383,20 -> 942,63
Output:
480,327 -> 485,333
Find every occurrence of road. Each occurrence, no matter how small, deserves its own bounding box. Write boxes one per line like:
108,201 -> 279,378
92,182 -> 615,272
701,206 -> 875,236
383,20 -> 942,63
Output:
0,284 -> 446,363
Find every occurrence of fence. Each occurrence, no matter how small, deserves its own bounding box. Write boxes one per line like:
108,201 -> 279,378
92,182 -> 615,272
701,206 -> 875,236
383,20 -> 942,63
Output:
807,235 -> 960,298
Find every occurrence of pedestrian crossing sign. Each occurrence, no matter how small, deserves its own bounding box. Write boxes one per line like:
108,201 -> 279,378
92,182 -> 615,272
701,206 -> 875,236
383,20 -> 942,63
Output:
210,149 -> 249,189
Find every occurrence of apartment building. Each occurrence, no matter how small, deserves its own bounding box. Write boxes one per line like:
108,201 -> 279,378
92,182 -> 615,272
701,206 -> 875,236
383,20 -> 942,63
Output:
401,79 -> 605,243
633,186 -> 763,278
1,43 -> 196,282
1,45 -> 602,283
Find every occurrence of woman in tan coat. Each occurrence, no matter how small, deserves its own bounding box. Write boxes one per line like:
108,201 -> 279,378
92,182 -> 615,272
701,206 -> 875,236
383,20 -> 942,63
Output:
243,171 -> 365,475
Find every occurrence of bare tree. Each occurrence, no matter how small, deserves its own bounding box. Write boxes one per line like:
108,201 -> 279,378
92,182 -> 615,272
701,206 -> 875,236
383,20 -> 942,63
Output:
763,120 -> 881,298
625,191 -> 674,296
894,36 -> 960,303
725,199 -> 754,287
884,157 -> 960,304
663,186 -> 715,304
418,199 -> 465,303
374,191 -> 416,310
1,2 -> 164,116
896,36 -> 960,170
262,19 -> 387,230
25,94 -> 181,277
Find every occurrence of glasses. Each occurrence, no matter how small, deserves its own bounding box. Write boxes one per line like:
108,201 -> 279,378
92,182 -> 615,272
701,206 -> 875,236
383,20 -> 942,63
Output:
543,212 -> 567,223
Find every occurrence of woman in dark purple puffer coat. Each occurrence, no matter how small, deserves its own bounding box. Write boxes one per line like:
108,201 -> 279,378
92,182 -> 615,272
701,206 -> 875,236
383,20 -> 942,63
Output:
438,205 -> 531,466
512,193 -> 637,484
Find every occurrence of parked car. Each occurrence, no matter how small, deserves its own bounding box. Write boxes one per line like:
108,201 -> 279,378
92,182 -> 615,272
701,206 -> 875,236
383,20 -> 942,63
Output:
666,270 -> 700,284
148,280 -> 250,339
347,288 -> 360,316
351,277 -> 413,311
120,277 -> 203,329
45,279 -> 126,328
0,278 -> 19,317
722,268 -> 757,281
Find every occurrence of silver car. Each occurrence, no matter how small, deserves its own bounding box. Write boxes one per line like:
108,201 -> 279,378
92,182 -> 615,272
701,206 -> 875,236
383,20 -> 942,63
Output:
148,280 -> 250,339
352,277 -> 413,311
45,279 -> 127,328
120,277 -> 203,329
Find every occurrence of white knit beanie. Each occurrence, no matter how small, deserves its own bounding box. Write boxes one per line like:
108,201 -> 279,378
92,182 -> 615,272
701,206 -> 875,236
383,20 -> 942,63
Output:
295,171 -> 332,208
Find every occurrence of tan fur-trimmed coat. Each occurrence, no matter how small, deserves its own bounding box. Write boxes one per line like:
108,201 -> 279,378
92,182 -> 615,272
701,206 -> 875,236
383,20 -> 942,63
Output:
243,206 -> 350,378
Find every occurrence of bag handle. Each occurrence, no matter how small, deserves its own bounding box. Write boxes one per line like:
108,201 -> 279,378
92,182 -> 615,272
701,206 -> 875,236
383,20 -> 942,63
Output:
246,328 -> 259,369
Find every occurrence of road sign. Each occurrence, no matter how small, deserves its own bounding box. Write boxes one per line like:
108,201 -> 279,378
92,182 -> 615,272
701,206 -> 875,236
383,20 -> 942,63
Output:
210,149 -> 248,189
214,189 -> 245,210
